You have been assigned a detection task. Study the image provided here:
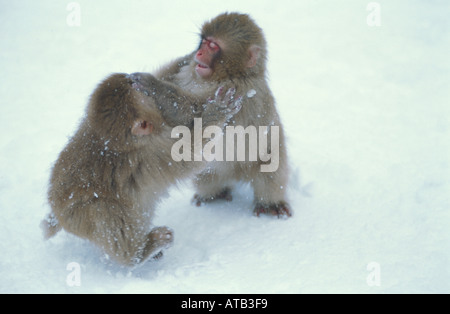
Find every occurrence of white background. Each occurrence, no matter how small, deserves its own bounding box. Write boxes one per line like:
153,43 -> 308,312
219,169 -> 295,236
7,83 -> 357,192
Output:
0,0 -> 449,293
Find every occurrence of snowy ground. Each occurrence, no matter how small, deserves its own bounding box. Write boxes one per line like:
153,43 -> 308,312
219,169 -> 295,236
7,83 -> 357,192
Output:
0,0 -> 449,293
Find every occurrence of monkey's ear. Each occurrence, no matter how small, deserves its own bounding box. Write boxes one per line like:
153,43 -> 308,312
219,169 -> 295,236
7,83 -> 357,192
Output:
131,120 -> 153,136
246,45 -> 260,68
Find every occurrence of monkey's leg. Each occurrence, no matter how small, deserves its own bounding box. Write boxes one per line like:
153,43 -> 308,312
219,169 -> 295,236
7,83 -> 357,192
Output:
193,187 -> 233,206
251,171 -> 292,218
83,202 -> 172,266
192,168 -> 234,206
99,226 -> 173,266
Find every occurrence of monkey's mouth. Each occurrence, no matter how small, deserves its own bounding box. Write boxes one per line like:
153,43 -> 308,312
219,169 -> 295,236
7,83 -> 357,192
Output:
197,62 -> 208,69
195,62 -> 213,78
196,62 -> 211,71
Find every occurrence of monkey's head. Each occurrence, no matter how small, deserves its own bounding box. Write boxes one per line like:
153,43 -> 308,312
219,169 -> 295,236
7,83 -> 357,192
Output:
194,12 -> 267,81
87,73 -> 164,151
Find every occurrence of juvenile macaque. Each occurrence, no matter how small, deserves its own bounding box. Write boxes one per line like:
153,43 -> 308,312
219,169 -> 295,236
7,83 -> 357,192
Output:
40,73 -> 241,266
155,12 -> 292,217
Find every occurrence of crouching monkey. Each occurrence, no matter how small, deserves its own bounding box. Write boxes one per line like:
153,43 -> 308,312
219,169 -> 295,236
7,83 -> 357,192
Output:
40,73 -> 241,266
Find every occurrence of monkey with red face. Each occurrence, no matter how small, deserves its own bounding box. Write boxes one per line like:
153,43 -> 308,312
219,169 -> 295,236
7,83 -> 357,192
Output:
155,12 -> 292,218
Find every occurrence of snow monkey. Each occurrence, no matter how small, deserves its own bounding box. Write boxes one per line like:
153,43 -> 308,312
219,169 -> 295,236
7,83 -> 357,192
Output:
41,73 -> 241,267
155,12 -> 292,217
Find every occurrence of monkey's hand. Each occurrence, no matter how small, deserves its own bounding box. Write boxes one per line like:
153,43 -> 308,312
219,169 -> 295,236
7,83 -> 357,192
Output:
129,72 -> 192,103
206,86 -> 243,122
130,72 -> 205,127
129,72 -> 159,96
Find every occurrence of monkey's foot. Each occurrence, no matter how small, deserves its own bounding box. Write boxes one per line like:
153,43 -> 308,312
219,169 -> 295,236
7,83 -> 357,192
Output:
254,201 -> 292,219
151,251 -> 164,260
141,226 -> 174,263
193,187 -> 233,207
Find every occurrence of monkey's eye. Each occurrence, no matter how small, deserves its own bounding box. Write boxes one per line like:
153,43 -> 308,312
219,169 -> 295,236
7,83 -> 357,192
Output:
203,39 -> 220,52
209,41 -> 219,51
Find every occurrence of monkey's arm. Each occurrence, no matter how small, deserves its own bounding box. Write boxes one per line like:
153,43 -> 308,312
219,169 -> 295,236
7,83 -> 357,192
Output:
154,52 -> 195,82
130,72 -> 202,127
130,73 -> 241,128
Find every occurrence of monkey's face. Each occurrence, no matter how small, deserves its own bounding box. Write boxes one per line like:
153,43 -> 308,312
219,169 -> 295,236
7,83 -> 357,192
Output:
194,37 -> 223,79
194,12 -> 266,81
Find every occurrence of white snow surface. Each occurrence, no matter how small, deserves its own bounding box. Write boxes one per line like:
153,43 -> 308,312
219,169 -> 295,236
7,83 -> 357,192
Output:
1,0 -> 449,293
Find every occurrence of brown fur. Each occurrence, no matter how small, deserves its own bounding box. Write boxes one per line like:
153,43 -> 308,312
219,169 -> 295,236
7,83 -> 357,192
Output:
155,12 -> 292,217
41,73 -> 241,266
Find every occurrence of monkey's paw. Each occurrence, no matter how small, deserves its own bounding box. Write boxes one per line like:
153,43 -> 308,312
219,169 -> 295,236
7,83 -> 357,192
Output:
129,72 -> 158,96
192,187 -> 233,207
254,201 -> 292,219
143,226 -> 174,261
209,86 -> 243,119
149,226 -> 174,247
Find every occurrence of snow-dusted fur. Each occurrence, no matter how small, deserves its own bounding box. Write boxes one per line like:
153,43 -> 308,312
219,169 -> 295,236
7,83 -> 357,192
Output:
41,73 -> 239,266
1,1 -> 449,293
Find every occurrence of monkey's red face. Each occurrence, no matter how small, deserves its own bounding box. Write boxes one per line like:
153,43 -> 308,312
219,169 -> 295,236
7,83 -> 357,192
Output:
194,37 -> 222,79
